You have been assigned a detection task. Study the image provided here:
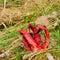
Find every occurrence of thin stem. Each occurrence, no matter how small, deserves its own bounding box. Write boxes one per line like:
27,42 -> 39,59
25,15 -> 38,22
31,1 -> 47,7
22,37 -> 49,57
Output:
4,0 -> 7,9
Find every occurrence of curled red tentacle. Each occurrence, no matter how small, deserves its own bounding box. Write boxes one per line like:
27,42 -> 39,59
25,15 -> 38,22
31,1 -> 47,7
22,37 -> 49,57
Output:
20,30 -> 38,51
20,24 -> 50,51
22,36 -> 31,51
37,25 -> 50,50
28,24 -> 41,45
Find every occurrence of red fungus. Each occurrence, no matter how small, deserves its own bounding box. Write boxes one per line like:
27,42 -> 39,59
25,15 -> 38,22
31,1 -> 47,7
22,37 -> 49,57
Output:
20,24 -> 50,51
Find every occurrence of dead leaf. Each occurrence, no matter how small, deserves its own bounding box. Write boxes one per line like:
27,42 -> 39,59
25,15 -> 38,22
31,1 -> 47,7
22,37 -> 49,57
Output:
35,15 -> 49,26
35,11 -> 58,27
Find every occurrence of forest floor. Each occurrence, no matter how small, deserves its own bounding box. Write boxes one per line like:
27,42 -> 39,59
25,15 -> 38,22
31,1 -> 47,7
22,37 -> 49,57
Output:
0,0 -> 60,60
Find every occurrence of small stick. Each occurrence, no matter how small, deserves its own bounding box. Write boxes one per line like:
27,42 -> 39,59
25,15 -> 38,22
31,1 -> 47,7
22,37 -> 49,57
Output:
46,52 -> 54,60
23,50 -> 44,60
2,22 -> 7,28
4,0 -> 7,9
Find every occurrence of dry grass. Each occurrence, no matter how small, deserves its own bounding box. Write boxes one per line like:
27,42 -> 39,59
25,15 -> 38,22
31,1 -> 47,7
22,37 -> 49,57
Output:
0,0 -> 60,60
